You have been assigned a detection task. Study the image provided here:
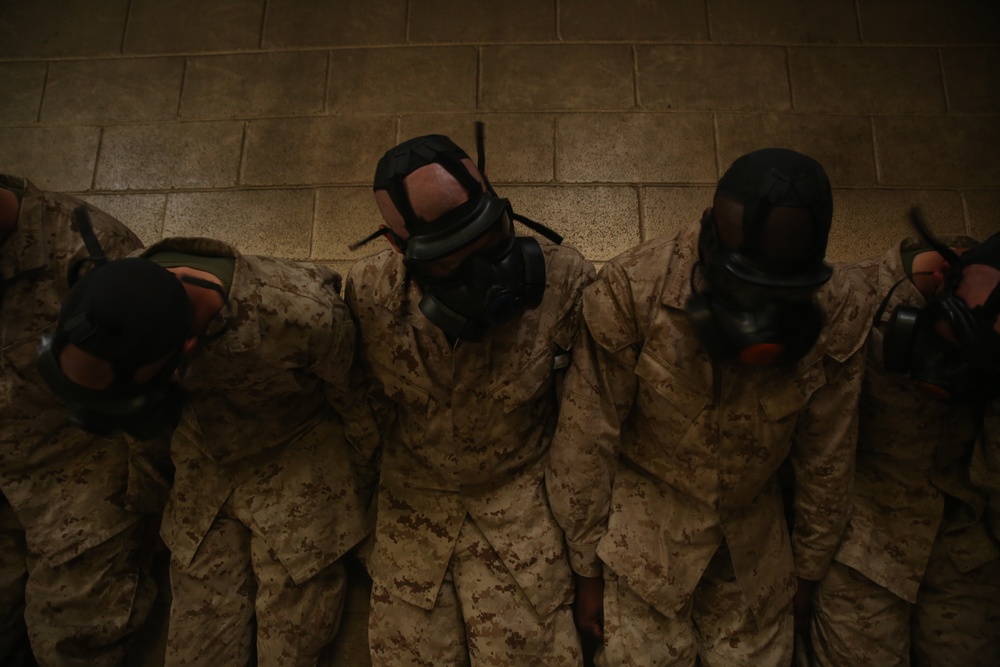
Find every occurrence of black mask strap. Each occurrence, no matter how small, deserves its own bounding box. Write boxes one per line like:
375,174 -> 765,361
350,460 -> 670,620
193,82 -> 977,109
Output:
475,121 -> 563,246
909,207 -> 964,272
67,207 -> 109,285
873,278 -> 907,326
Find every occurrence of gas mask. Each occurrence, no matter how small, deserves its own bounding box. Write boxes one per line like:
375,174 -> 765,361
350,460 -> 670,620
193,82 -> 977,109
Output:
403,195 -> 546,341
37,221 -> 195,439
881,211 -> 1000,403
357,125 -> 561,341
686,149 -> 834,367
687,214 -> 828,366
37,331 -> 187,440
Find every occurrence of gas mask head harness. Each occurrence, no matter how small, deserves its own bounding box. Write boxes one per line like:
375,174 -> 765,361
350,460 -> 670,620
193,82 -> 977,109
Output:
880,210 -> 1000,403
352,123 -> 562,342
36,208 -> 221,439
687,148 -> 834,367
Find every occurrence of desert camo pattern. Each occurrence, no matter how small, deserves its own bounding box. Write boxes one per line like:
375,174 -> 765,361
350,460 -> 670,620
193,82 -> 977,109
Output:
345,237 -> 594,664
0,174 -> 154,665
810,238 -> 1000,666
140,237 -> 374,665
547,222 -> 875,657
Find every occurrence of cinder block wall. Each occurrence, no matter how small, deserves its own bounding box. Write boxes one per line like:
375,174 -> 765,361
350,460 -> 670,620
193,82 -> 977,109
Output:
3,1 -> 998,664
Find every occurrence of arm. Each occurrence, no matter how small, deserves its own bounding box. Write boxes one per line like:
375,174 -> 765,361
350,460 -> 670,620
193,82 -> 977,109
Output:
971,398 -> 1000,543
546,264 -> 640,647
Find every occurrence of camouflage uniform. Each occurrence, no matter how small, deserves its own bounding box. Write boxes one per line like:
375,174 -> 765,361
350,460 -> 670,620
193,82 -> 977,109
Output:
0,174 -> 155,665
547,223 -> 874,666
810,238 -> 1000,667
345,238 -> 595,666
142,238 -> 374,667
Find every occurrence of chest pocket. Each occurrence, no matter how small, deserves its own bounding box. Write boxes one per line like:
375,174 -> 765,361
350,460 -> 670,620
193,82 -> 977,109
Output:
758,357 -> 826,423
633,348 -> 709,430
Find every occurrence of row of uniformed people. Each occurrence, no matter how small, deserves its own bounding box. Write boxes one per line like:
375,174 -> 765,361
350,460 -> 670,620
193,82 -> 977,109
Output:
1,136 -> 997,666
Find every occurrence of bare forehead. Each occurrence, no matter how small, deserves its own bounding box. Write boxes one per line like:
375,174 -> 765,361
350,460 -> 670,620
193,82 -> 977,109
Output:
957,264 -> 1000,307
402,160 -> 485,218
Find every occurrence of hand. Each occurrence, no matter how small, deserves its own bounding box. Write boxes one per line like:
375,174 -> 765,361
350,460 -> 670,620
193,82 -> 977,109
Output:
575,575 -> 604,666
792,576 -> 817,635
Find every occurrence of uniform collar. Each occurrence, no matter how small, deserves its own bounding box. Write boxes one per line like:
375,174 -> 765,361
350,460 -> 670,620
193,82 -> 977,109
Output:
139,237 -> 261,354
659,222 -> 702,311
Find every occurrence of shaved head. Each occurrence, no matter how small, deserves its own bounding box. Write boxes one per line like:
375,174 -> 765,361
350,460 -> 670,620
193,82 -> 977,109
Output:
374,158 -> 487,242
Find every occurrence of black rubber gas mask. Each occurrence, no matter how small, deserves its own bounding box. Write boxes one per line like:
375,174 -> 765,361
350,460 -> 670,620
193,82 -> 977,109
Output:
36,228 -> 196,439
37,331 -> 187,440
687,213 -> 829,366
357,126 -> 561,341
403,196 -> 545,341
882,212 -> 1000,403
686,149 -> 834,367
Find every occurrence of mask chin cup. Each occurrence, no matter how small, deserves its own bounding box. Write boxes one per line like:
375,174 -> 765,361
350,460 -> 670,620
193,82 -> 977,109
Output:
686,293 -> 822,366
415,236 -> 546,342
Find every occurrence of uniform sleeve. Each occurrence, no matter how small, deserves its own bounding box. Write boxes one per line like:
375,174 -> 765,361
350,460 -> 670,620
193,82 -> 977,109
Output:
971,399 -> 1000,543
788,270 -> 873,580
546,262 -> 639,577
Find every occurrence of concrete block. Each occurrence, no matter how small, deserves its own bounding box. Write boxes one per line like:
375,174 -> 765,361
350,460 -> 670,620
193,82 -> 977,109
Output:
409,0 -> 556,42
716,113 -> 877,187
264,0 -> 406,48
313,187 -> 384,261
481,45 -> 634,111
0,0 -> 129,57
163,189 -> 314,258
0,62 -> 46,124
874,116 -> 1000,188
243,116 -> 395,186
97,121 -> 244,190
182,52 -> 326,119
708,0 -> 859,44
42,58 -> 184,123
859,0 -> 1000,44
559,0 -> 708,41
502,185 -> 640,262
942,48 -> 1000,113
638,45 -> 790,111
789,47 -> 945,114
124,0 -> 264,54
328,47 -> 477,113
642,186 -> 715,242
962,191 -> 1000,239
0,126 -> 100,191
556,113 -> 716,184
828,188 -> 966,262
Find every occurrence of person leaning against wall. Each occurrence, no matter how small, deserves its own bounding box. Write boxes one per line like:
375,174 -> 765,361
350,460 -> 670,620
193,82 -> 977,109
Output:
35,234 -> 378,666
547,148 -> 877,667
809,222 -> 1000,667
345,130 -> 595,666
0,175 -> 158,666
